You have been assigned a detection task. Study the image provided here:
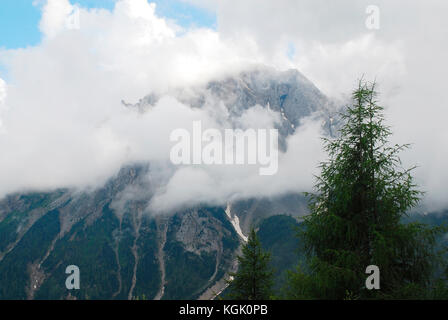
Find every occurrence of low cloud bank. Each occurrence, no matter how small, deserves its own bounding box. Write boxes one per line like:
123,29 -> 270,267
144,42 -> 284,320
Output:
0,0 -> 447,213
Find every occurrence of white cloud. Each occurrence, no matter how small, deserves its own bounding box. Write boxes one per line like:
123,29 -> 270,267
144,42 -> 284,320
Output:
0,0 -> 279,209
0,77 -> 6,130
0,0 -> 448,212
149,115 -> 325,212
0,78 -> 5,105
186,0 -> 448,211
39,0 -> 75,38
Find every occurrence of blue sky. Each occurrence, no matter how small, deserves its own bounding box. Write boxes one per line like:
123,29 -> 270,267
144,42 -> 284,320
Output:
0,0 -> 216,49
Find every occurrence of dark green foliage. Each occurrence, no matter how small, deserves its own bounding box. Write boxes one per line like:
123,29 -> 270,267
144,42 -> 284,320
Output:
228,229 -> 274,300
0,192 -> 64,253
0,197 -> 238,299
257,215 -> 303,292
113,212 -> 138,300
164,242 -> 216,299
36,204 -> 120,300
0,211 -> 27,252
134,218 -> 161,300
163,212 -> 217,300
0,209 -> 60,299
287,80 -> 446,299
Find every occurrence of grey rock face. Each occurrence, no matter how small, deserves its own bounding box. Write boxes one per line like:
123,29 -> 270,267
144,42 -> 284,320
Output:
128,66 -> 336,145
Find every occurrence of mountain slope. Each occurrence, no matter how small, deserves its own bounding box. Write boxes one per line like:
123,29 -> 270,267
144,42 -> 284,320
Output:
0,66 -> 332,299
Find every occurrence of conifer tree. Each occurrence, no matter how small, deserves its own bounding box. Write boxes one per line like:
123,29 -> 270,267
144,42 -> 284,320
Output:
287,80 -> 444,299
228,229 -> 274,300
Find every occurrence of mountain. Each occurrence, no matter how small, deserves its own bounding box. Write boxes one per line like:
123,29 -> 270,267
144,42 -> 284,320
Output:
131,65 -> 337,149
0,66 -> 333,300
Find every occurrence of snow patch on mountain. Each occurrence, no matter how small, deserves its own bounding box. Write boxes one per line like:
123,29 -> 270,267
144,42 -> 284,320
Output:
226,202 -> 248,242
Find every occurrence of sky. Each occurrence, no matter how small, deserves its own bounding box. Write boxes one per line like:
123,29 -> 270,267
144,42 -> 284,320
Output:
0,0 -> 215,49
0,0 -> 447,213
0,0 -> 215,80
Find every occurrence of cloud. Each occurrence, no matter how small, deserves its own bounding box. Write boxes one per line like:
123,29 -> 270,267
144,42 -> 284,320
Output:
0,0 -> 312,212
186,0 -> 448,211
0,0 -> 447,212
0,77 -> 5,105
0,77 -> 6,130
149,110 -> 325,212
39,0 -> 75,38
